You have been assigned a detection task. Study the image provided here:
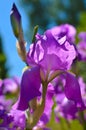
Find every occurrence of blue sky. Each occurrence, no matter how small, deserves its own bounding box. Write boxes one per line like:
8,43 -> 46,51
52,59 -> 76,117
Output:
0,0 -> 28,77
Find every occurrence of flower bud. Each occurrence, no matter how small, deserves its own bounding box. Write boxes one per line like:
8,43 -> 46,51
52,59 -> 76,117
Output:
10,3 -> 21,38
10,3 -> 27,62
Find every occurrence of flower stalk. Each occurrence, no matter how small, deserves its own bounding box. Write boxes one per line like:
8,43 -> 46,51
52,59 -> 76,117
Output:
26,81 -> 48,129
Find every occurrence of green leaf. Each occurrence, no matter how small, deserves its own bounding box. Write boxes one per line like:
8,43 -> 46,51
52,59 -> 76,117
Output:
32,25 -> 39,43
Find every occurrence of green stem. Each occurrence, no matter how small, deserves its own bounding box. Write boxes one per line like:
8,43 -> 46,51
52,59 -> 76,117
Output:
59,117 -> 66,130
26,128 -> 32,130
65,120 -> 71,130
26,81 -> 48,129
79,111 -> 86,130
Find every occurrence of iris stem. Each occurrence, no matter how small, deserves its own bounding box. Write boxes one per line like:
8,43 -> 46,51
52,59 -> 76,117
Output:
59,117 -> 66,130
78,111 -> 86,130
26,81 -> 48,129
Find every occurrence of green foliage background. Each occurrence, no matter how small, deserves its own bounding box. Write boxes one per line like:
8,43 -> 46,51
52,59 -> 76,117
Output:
18,0 -> 86,40
0,35 -> 8,79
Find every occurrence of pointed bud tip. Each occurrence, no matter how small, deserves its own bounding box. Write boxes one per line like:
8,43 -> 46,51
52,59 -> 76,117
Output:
10,3 -> 16,14
10,3 -> 21,20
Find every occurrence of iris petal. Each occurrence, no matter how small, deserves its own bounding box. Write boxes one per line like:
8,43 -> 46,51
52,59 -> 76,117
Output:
17,66 -> 41,110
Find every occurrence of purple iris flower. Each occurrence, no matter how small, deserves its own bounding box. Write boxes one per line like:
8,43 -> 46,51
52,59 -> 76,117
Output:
0,95 -> 26,129
0,108 -> 26,130
2,78 -> 19,94
0,95 -> 13,129
77,32 -> 86,61
14,23 -> 80,129
0,109 -> 13,129
54,97 -> 78,121
54,76 -> 86,122
9,108 -> 26,130
54,71 -> 85,109
27,25 -> 76,72
54,76 -> 77,121
16,24 -> 77,111
78,32 -> 86,41
0,96 -> 12,111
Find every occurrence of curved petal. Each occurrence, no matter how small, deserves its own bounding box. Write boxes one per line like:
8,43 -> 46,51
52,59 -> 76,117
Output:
51,24 -> 76,43
64,72 -> 85,109
17,66 -> 41,110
